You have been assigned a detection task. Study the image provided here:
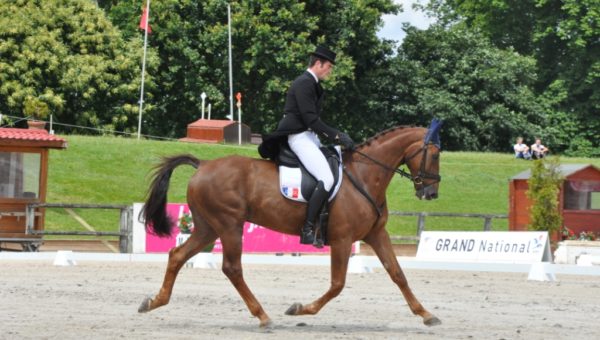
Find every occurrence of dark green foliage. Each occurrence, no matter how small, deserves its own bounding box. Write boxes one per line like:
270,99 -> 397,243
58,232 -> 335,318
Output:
422,0 -> 599,155
374,25 -> 543,151
2,0 -> 596,155
102,0 -> 399,139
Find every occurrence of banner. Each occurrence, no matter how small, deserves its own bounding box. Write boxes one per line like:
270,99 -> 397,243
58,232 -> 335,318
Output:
132,203 -> 359,254
417,231 -> 552,263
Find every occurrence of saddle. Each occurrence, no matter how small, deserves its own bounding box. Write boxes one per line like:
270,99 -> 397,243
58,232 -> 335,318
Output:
275,144 -> 343,246
276,144 -> 343,202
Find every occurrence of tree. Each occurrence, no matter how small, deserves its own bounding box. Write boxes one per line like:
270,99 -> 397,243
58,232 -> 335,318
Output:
421,0 -> 600,156
102,0 -> 399,139
0,0 -> 154,133
375,25 -> 543,151
527,157 -> 563,235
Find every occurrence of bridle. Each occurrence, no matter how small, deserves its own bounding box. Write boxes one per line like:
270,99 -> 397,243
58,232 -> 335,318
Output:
342,140 -> 441,217
354,141 -> 441,185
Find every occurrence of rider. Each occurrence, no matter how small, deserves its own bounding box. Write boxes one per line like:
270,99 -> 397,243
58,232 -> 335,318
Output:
258,45 -> 355,245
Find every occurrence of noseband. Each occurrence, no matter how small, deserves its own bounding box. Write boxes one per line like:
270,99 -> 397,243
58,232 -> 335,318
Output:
400,142 -> 442,185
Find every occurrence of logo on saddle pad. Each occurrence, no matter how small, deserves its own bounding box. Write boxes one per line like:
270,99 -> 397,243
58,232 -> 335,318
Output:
281,185 -> 300,199
278,146 -> 343,203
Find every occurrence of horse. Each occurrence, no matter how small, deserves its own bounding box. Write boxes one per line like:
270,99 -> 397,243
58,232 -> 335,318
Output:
138,122 -> 443,328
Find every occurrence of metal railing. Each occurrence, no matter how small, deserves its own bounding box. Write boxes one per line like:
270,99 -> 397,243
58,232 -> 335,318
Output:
25,203 -> 133,253
21,204 -> 507,250
388,211 -> 508,242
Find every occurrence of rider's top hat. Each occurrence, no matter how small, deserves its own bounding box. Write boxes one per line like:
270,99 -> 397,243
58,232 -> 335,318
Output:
311,46 -> 336,64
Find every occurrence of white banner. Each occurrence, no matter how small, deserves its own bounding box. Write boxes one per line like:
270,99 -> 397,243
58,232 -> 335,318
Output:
417,231 -> 552,263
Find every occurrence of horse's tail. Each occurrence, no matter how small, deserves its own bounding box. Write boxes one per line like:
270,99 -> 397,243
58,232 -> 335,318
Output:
140,154 -> 200,237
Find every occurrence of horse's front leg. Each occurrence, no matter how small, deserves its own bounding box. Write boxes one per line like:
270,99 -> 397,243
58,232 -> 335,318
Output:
363,227 -> 441,326
138,226 -> 217,313
285,238 -> 353,316
219,230 -> 272,328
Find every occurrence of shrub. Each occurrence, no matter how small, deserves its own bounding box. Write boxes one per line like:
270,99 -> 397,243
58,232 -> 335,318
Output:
526,157 -> 563,233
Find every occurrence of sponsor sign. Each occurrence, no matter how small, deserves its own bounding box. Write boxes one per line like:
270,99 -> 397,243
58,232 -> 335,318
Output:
416,231 -> 552,263
132,203 -> 359,254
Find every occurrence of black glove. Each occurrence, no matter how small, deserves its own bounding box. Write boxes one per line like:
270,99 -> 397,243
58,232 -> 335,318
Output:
337,132 -> 355,150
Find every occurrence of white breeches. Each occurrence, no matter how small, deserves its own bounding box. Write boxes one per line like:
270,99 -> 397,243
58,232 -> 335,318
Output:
288,131 -> 334,191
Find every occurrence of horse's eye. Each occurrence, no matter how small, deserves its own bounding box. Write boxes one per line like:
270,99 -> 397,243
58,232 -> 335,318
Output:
432,154 -> 439,160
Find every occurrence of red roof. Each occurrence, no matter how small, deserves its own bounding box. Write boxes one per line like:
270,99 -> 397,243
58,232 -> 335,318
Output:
187,119 -> 235,128
0,128 -> 68,149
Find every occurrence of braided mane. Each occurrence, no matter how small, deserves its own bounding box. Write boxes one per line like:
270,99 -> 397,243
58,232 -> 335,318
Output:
356,125 -> 415,149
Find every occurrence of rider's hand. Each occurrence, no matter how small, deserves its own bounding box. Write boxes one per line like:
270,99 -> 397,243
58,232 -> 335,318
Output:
337,133 -> 355,150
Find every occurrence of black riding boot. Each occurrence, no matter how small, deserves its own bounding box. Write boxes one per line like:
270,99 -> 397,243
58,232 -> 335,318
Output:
300,181 -> 329,245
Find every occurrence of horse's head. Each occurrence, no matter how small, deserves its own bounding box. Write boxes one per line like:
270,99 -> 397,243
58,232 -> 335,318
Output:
403,120 -> 442,200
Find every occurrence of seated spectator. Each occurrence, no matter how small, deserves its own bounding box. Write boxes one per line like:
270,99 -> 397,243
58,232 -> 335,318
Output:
513,137 -> 531,160
531,138 -> 549,159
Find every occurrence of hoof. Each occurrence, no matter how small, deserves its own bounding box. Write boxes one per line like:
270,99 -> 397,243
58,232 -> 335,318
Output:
424,315 -> 442,327
259,318 -> 274,329
138,297 -> 153,313
285,302 -> 302,315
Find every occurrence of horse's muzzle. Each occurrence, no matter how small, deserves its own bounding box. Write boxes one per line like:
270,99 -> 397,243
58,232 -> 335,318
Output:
416,184 -> 438,200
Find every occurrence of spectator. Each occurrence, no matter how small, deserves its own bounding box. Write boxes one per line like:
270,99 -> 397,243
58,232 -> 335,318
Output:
513,137 -> 531,160
531,138 -> 549,159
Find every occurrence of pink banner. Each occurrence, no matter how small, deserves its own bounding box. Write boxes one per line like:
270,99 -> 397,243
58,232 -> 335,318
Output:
145,203 -> 190,253
212,222 -> 332,254
145,203 -> 358,254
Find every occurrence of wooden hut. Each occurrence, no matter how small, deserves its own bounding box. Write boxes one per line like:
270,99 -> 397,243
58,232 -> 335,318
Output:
508,164 -> 600,237
180,119 -> 251,144
0,127 -> 67,251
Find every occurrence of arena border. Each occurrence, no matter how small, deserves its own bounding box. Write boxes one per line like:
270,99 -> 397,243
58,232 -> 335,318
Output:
1,252 -> 600,276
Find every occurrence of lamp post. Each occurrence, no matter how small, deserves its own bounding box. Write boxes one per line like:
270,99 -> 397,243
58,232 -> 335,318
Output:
200,92 -> 207,120
236,92 -> 242,145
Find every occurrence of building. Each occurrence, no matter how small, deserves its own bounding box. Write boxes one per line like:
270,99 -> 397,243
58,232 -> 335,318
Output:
508,164 -> 600,238
180,119 -> 251,144
0,127 -> 67,251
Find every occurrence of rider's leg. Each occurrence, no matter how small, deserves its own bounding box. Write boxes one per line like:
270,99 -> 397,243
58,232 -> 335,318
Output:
288,132 -> 334,244
300,180 -> 329,244
288,131 -> 334,190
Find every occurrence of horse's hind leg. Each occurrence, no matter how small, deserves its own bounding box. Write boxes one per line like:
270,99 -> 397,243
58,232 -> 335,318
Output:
138,220 -> 217,313
218,225 -> 272,327
363,226 -> 441,326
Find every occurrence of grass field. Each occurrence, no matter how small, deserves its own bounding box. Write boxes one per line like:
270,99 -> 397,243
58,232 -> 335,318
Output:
45,135 -> 600,241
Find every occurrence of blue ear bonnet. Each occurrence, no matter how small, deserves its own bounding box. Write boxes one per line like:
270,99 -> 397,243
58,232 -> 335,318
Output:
424,118 -> 443,147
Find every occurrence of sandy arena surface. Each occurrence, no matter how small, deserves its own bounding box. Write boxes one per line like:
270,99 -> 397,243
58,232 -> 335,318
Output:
1,260 -> 599,340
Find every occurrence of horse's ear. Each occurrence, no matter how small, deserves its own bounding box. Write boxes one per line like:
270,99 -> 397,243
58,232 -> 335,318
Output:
424,118 -> 443,147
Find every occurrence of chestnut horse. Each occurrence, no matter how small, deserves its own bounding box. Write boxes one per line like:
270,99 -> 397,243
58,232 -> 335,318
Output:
138,124 -> 442,327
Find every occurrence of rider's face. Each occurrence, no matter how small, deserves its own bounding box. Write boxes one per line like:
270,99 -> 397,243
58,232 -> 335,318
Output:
315,60 -> 334,80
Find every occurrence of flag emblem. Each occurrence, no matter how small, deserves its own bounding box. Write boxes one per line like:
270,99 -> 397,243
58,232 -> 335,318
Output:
139,7 -> 152,33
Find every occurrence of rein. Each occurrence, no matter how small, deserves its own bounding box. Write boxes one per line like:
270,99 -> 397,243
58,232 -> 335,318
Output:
355,143 -> 441,185
355,150 -> 415,182
343,142 -> 441,217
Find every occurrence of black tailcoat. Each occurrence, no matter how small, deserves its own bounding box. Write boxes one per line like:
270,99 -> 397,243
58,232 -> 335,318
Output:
259,71 -> 339,159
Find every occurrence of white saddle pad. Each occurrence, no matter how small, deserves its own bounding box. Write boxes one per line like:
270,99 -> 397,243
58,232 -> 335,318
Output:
278,146 -> 343,202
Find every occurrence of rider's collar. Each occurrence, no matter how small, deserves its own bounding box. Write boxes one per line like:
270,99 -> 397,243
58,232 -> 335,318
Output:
306,69 -> 319,83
